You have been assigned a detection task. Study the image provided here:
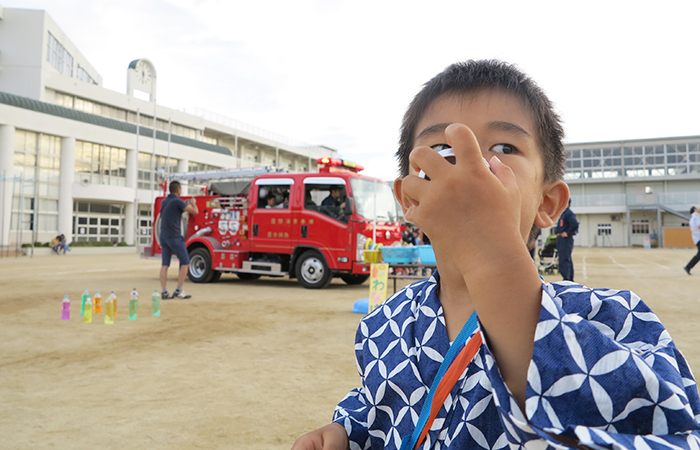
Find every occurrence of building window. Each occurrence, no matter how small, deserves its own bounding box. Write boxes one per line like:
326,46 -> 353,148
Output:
47,32 -> 73,77
54,91 -> 74,108
631,219 -> 650,235
200,135 -> 218,145
12,130 -> 61,242
138,153 -> 178,190
74,141 -> 127,186
52,93 -> 198,139
597,224 -> 612,236
76,65 -> 97,85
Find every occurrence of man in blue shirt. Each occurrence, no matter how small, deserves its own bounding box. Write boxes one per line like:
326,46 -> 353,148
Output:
160,181 -> 198,299
555,198 -> 578,281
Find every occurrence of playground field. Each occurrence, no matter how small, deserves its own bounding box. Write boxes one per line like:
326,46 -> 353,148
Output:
0,247 -> 698,449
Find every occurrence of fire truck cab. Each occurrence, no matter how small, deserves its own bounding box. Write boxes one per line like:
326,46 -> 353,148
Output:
149,158 -> 402,289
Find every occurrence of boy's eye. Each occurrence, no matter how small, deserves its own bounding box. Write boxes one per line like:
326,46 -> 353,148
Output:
431,144 -> 451,151
491,144 -> 516,155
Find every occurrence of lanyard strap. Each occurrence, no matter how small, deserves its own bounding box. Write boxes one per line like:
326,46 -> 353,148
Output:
400,311 -> 481,450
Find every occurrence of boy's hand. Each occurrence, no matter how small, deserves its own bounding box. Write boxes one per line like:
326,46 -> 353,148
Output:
291,423 -> 349,450
400,122 -> 544,409
401,123 -> 524,275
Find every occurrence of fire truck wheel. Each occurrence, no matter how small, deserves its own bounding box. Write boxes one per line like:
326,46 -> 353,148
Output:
211,271 -> 222,282
188,248 -> 215,283
340,274 -> 370,285
295,250 -> 332,289
236,273 -> 261,281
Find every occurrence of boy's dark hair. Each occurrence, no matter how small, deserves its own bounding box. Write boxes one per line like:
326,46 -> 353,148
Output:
169,180 -> 181,194
396,60 -> 566,184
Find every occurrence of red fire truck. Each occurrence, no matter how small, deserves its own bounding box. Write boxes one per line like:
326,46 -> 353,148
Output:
148,158 -> 402,289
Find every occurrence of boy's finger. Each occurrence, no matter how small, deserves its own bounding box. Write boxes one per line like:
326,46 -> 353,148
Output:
400,174 -> 426,209
444,123 -> 486,169
409,145 -> 450,180
488,155 -> 518,192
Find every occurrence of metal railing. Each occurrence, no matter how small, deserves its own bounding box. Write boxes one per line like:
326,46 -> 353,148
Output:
570,191 -> 700,209
182,107 -> 332,158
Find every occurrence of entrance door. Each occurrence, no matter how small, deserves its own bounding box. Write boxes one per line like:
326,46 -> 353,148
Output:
73,202 -> 125,242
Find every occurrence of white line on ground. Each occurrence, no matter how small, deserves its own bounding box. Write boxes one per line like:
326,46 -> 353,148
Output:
583,255 -> 587,279
636,257 -> 670,270
609,256 -> 637,277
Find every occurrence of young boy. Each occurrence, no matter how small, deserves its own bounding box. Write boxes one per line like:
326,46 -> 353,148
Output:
292,60 -> 700,450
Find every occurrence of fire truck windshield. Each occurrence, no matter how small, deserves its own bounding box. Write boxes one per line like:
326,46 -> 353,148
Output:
349,178 -> 398,223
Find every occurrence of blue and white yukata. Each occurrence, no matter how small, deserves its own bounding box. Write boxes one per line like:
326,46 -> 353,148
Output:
333,272 -> 700,449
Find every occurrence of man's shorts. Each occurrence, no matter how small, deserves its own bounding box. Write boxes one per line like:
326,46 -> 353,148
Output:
161,237 -> 190,266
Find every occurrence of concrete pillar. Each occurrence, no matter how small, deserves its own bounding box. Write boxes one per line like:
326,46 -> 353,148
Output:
124,202 -> 135,246
0,125 -> 15,249
178,158 -> 188,195
126,148 -> 138,190
58,137 -> 75,243
125,148 -> 138,247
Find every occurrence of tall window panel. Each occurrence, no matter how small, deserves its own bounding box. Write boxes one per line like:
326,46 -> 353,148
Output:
74,141 -> 127,186
12,130 -> 61,240
138,153 -> 178,190
46,32 -> 73,77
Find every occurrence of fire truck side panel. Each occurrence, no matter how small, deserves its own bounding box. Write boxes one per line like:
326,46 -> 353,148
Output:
211,249 -> 247,271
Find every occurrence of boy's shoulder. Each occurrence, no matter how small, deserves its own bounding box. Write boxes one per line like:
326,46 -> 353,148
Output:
543,281 -> 669,344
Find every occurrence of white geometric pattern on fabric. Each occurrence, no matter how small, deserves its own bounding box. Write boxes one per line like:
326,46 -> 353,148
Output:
333,272 -> 700,449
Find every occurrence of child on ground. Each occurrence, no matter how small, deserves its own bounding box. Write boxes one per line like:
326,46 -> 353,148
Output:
292,60 -> 700,450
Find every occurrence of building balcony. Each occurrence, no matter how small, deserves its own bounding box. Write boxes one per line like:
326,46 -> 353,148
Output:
570,191 -> 700,215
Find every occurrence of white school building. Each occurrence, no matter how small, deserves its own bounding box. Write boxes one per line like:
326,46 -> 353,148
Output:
564,137 -> 700,248
0,5 -> 338,251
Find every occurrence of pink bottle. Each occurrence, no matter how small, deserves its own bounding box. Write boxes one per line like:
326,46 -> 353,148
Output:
61,295 -> 70,320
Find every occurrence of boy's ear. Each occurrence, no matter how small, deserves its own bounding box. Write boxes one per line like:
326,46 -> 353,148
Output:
535,180 -> 570,229
393,177 -> 410,214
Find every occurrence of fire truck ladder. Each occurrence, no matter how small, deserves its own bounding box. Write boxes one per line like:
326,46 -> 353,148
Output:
165,166 -> 287,183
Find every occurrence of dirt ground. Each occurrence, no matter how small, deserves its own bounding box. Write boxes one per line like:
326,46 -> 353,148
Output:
0,247 -> 699,450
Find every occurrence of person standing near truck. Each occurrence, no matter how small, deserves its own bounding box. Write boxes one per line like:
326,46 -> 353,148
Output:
160,181 -> 199,299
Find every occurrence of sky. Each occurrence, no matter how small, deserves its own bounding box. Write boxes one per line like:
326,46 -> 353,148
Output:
5,0 -> 700,181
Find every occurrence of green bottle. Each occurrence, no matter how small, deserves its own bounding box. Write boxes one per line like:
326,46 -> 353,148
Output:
81,289 -> 89,315
128,289 -> 138,320
151,290 -> 161,317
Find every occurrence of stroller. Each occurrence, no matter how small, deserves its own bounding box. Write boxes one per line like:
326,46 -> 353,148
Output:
537,233 -> 559,275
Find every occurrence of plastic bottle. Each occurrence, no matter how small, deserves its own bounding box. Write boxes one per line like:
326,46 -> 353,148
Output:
81,289 -> 89,316
104,294 -> 114,325
111,291 -> 118,317
151,290 -> 161,317
61,295 -> 70,320
94,291 -> 102,314
128,289 -> 138,320
84,296 -> 93,323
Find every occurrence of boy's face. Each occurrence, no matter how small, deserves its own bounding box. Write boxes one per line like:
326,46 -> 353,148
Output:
405,89 -> 552,242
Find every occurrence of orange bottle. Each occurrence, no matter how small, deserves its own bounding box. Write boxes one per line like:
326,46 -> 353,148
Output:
94,291 -> 102,314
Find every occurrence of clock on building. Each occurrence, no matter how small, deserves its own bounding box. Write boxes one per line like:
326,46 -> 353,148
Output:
126,58 -> 157,101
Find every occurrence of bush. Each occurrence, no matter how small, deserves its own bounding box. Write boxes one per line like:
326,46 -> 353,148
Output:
21,242 -> 50,248
71,240 -> 115,247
